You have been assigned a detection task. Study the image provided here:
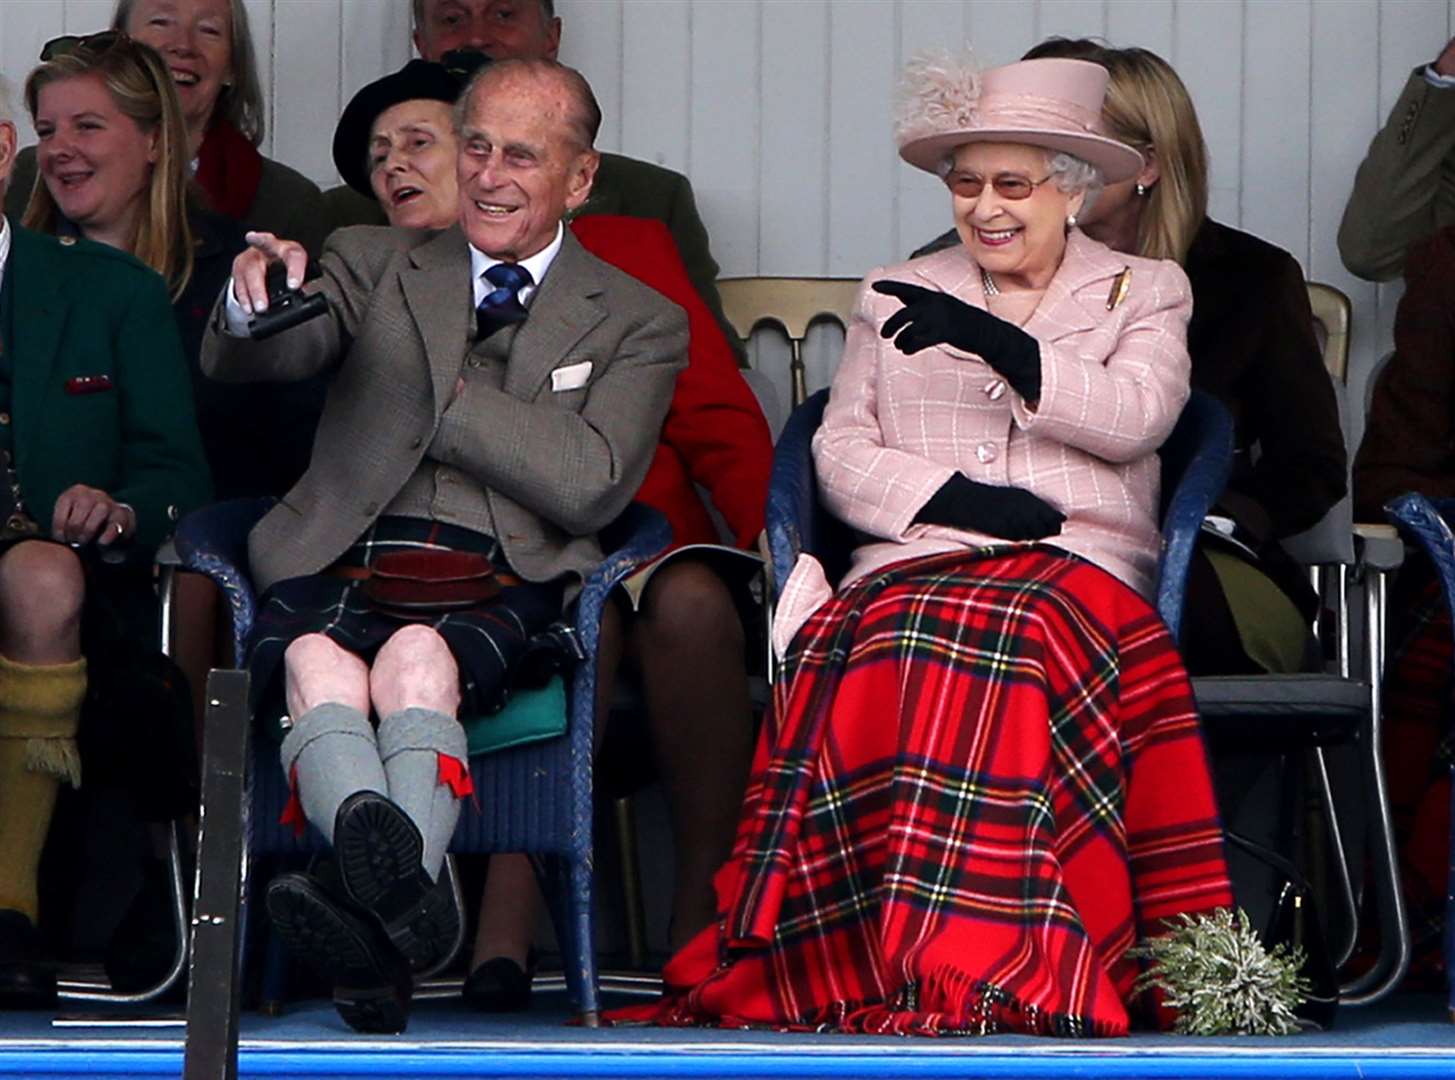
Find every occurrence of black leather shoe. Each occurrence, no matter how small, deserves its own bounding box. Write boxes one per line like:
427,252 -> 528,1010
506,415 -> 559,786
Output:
265,872 -> 412,1034
0,910 -> 54,1010
333,792 -> 460,973
462,949 -> 536,1013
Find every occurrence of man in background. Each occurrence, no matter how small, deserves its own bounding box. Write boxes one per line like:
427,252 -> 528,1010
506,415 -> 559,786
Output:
1339,35 -> 1455,281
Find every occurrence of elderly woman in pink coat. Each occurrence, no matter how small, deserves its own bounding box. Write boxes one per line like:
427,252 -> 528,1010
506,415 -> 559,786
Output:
615,55 -> 1232,1039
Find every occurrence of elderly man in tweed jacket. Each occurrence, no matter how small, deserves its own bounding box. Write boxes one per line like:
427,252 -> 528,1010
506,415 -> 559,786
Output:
201,58 -> 685,1033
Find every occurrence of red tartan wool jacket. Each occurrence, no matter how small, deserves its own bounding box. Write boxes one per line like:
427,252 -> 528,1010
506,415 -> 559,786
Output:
569,215 -> 772,551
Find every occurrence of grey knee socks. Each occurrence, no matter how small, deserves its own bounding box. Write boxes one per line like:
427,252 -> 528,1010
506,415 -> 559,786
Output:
376,707 -> 468,882
280,702 -> 386,844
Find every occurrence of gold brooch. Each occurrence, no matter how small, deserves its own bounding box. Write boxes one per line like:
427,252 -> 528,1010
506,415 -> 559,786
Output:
1106,267 -> 1131,310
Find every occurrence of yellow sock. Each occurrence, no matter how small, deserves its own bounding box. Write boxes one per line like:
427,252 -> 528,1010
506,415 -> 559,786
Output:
0,655 -> 86,921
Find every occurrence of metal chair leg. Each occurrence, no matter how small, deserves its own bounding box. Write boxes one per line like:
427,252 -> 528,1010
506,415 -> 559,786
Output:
184,669 -> 251,1080
1341,568 -> 1410,1004
1312,748 -> 1359,968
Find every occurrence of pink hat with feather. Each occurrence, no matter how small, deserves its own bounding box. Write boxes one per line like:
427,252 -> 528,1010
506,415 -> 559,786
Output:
895,54 -> 1143,183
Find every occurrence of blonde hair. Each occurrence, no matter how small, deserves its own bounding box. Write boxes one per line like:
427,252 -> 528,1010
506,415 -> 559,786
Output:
23,36 -> 196,299
1025,38 -> 1208,264
112,0 -> 267,144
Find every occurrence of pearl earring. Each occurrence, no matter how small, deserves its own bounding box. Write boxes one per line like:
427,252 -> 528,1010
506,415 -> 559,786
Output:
1066,213 -> 1078,230
1135,182 -> 1148,197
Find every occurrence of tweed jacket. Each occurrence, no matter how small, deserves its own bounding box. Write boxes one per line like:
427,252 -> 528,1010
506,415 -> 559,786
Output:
774,231 -> 1191,655
1354,225 -> 1455,518
5,223 -> 211,551
200,225 -> 686,595
1338,68 -> 1455,282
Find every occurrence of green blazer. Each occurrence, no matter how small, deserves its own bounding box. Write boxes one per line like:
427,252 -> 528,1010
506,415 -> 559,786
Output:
7,223 -> 211,551
322,150 -> 743,359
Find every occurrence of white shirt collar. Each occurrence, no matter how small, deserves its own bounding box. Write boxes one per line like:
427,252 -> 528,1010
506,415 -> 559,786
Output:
0,216 -> 12,296
468,221 -> 565,309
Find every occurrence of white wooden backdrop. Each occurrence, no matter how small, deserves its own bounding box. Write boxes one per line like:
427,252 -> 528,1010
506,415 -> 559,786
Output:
2,0 -> 1453,441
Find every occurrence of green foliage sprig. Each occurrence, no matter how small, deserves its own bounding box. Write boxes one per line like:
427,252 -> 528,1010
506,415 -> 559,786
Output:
1131,908 -> 1310,1036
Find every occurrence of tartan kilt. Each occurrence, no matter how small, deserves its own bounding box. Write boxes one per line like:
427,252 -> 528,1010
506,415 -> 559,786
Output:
616,547 -> 1231,1037
245,517 -> 571,729
1381,576 -> 1454,973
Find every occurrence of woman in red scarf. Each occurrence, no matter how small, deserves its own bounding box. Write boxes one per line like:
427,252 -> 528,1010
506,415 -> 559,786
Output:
6,0 -> 326,256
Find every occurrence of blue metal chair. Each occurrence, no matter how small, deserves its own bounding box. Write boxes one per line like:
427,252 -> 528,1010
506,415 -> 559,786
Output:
1382,491 -> 1455,1019
174,498 -> 670,1027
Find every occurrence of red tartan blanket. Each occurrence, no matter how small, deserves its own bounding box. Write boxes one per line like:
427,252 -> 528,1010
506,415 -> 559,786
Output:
612,547 -> 1231,1037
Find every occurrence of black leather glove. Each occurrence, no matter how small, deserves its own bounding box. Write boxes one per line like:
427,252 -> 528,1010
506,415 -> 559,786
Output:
913,472 -> 1065,540
873,279 -> 1042,401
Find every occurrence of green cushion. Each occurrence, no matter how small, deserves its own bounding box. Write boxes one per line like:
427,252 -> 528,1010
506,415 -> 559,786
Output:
463,676 -> 568,757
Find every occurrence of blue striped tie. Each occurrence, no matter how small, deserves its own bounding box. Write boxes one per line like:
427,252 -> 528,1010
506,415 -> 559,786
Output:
475,262 -> 532,340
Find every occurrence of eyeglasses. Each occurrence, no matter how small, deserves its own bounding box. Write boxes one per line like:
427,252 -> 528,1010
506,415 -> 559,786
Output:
40,30 -> 127,63
943,171 -> 1054,200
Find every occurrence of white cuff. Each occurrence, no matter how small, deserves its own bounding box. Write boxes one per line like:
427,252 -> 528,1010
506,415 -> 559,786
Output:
1422,63 -> 1455,89
222,277 -> 252,336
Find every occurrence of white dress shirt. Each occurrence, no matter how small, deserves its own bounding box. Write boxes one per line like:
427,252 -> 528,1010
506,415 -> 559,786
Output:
0,216 -> 12,297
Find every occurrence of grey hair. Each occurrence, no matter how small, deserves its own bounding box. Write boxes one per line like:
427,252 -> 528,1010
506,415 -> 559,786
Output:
1045,150 -> 1102,214
0,77 -> 12,128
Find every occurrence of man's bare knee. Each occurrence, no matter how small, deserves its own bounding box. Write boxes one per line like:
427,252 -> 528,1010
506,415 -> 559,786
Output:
283,633 -> 370,717
370,625 -> 460,718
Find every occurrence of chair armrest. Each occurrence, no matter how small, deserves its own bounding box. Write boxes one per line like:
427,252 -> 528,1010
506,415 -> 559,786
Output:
765,390 -> 830,601
155,538 -> 181,568
1353,522 -> 1405,573
571,501 -> 672,666
1155,390 -> 1234,644
1386,493 -> 1455,626
588,503 -> 672,601
173,498 -> 275,660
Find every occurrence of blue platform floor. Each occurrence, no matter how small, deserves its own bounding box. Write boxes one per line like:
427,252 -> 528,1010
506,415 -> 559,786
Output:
1,985 -> 1454,1078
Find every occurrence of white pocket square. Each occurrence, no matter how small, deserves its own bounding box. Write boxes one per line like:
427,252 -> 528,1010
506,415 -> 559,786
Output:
551,360 -> 593,392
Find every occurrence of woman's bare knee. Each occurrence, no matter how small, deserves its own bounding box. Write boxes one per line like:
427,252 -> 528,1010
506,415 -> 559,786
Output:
370,625 -> 460,718
0,542 -> 85,661
283,633 -> 370,717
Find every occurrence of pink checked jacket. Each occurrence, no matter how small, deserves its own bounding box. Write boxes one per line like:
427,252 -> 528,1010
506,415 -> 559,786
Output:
773,230 -> 1193,657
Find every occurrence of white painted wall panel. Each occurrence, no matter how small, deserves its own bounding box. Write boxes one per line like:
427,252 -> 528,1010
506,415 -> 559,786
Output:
1106,0 -> 1174,59
3,1 -> 66,145
619,0 -> 689,172
1241,0 -> 1311,270
1174,0 -> 1242,227
559,0 -> 622,154
272,0 -> 344,185
897,0 -> 967,260
966,0 -> 1038,68
63,0 -> 114,33
825,0 -> 897,275
760,0 -> 829,274
688,0 -> 758,276
239,0 -> 274,156
1311,0 -> 1380,449
0,0 -> 1445,394
1037,0 -> 1107,43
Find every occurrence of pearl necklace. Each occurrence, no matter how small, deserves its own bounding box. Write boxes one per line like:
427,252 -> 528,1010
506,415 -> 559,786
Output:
980,267 -> 1000,297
